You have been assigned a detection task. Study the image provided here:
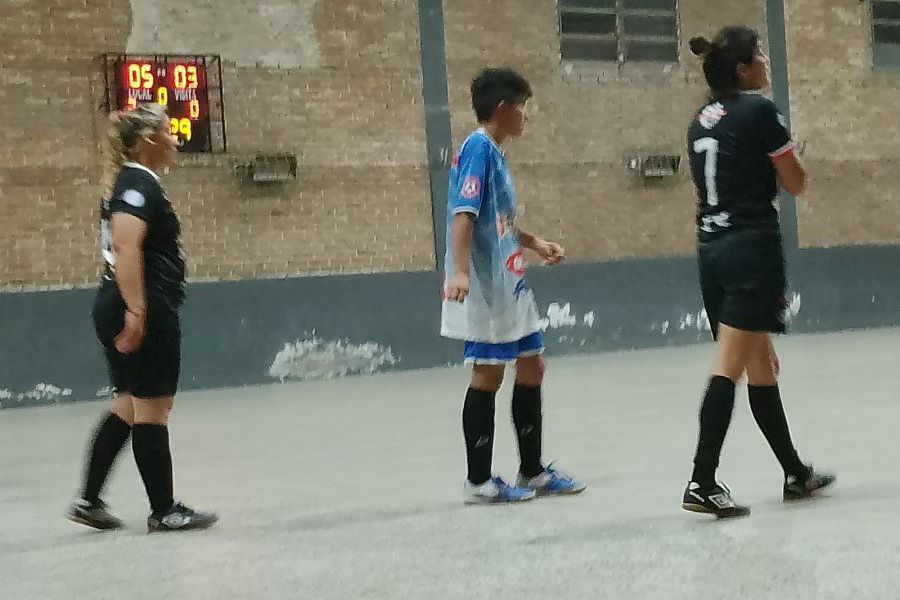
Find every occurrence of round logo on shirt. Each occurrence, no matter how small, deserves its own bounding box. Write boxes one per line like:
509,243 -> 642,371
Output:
461,176 -> 481,199
122,189 -> 146,208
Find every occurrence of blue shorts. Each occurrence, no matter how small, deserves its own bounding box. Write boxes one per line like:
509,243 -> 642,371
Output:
463,332 -> 544,365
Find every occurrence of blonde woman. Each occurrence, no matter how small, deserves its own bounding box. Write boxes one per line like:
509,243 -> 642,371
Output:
67,104 -> 216,532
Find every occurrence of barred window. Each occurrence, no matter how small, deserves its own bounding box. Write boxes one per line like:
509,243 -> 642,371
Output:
558,0 -> 679,64
873,0 -> 900,68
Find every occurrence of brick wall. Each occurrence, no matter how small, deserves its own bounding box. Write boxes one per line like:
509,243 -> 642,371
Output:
785,0 -> 900,248
3,0 -> 899,290
0,0 -> 435,289
442,0 -> 767,263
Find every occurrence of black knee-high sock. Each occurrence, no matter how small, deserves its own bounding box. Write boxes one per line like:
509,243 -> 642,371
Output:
512,384 -> 543,479
132,424 -> 174,514
463,387 -> 496,485
82,412 -> 132,503
691,376 -> 736,486
748,385 -> 806,477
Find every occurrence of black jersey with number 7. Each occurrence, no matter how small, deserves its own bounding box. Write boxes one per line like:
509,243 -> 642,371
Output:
687,92 -> 793,242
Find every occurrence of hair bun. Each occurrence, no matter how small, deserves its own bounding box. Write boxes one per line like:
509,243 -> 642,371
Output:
689,36 -> 712,57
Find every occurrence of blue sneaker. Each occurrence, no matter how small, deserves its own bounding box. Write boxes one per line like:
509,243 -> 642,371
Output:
517,464 -> 587,496
464,476 -> 537,505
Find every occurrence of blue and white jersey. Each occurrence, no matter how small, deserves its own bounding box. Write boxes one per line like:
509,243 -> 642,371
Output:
441,129 -> 541,343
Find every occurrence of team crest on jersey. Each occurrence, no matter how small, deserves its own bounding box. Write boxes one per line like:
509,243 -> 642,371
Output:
506,250 -> 526,277
698,102 -> 727,129
461,175 -> 481,199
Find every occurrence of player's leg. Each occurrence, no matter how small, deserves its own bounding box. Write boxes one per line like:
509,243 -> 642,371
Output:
465,362 -> 504,486
67,292 -> 134,530
746,335 -> 802,474
684,324 -> 763,518
746,335 -> 836,500
512,353 -> 544,481
130,308 -> 217,531
463,341 -> 534,504
131,394 -> 217,531
83,391 -> 134,501
695,324 -> 766,480
512,335 -> 586,497
67,392 -> 134,530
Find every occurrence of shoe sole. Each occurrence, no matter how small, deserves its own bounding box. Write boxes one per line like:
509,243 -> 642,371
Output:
682,502 -> 751,519
464,494 -> 537,505
147,523 -> 218,533
534,485 -> 588,498
65,512 -> 122,531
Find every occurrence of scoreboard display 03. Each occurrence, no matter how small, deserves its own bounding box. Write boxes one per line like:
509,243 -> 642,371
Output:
104,54 -> 226,153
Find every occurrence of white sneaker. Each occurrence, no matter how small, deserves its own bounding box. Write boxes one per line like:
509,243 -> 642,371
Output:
464,476 -> 536,505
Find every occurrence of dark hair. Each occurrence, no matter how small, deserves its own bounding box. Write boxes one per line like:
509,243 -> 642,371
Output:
689,25 -> 760,100
470,67 -> 533,123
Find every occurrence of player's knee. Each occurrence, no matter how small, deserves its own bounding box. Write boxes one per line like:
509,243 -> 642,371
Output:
112,393 -> 135,426
515,356 -> 545,386
471,365 -> 504,392
746,352 -> 777,386
132,396 -> 174,425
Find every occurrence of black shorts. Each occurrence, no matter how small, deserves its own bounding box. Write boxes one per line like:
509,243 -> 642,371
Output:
698,229 -> 788,340
92,284 -> 181,399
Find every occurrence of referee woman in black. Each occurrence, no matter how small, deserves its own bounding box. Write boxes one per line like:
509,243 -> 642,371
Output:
67,103 -> 217,532
682,26 -> 835,518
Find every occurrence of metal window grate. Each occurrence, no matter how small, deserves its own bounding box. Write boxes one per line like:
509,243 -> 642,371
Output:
559,0 -> 678,64
873,0 -> 900,69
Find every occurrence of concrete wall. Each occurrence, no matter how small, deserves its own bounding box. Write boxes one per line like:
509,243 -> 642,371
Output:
785,0 -> 900,248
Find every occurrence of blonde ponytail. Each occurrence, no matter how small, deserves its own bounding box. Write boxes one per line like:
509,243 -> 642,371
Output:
102,103 -> 168,193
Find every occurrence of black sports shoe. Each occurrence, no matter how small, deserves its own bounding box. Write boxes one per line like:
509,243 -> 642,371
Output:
682,481 -> 751,519
147,502 -> 218,532
784,466 -> 836,502
66,498 -> 123,530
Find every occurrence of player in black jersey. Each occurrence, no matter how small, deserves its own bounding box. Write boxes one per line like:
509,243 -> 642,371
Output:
682,26 -> 835,518
66,104 -> 217,532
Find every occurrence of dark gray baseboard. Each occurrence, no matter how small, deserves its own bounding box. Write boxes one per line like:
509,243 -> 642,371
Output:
2,245 -> 899,408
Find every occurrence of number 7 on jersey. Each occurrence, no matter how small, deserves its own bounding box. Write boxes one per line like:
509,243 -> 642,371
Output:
693,137 -> 719,207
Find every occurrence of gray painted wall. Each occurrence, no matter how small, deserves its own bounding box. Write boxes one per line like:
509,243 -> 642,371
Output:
3,245 -> 900,408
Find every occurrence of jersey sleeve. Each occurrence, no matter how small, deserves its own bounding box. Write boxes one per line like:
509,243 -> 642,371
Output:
108,173 -> 162,223
754,98 -> 794,159
450,140 -> 490,217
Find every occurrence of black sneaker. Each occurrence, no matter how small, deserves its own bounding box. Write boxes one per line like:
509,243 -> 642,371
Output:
66,498 -> 123,530
147,502 -> 218,533
784,466 -> 836,502
682,481 -> 751,519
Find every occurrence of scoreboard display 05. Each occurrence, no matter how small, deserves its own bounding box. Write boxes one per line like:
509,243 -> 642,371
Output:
104,54 -> 226,153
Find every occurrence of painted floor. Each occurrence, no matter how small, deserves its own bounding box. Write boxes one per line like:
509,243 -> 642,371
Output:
1,328 -> 898,599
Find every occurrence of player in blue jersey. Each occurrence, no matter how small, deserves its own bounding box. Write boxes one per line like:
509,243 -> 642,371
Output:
442,68 -> 586,504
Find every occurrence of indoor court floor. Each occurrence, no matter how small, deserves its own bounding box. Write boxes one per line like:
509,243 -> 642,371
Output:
2,328 -> 898,599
